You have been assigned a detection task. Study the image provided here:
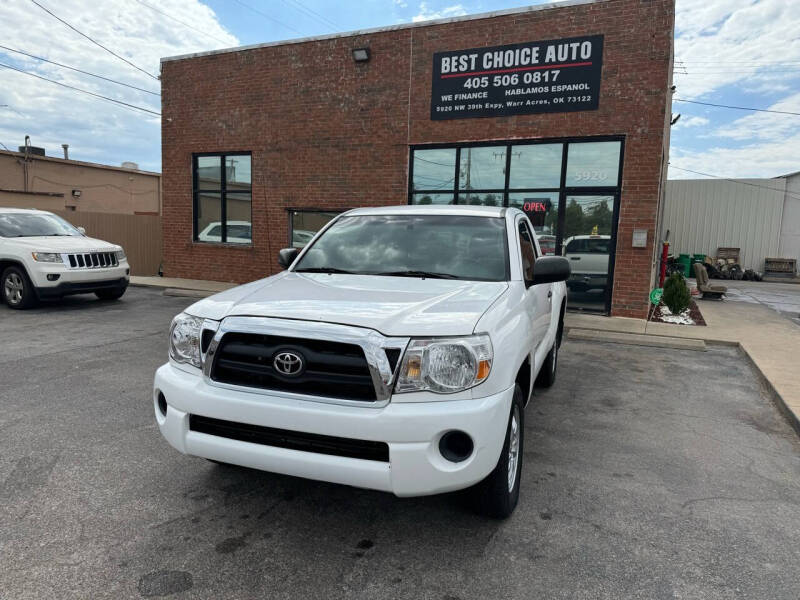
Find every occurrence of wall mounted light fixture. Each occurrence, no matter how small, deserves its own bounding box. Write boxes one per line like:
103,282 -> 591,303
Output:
352,48 -> 370,62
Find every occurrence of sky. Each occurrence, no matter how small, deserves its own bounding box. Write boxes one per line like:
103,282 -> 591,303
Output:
0,0 -> 798,179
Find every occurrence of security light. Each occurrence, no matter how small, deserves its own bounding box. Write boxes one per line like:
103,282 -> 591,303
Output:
352,48 -> 370,62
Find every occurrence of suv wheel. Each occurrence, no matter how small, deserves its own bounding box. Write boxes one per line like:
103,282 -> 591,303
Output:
2,266 -> 36,309
469,384 -> 524,519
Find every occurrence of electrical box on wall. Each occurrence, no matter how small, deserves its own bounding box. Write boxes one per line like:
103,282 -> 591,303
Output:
632,229 -> 647,248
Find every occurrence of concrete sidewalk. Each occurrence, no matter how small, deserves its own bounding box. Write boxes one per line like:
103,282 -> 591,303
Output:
130,276 -> 236,294
565,300 -> 800,434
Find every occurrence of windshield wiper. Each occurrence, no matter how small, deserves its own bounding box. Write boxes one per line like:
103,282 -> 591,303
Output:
373,270 -> 459,280
294,267 -> 357,275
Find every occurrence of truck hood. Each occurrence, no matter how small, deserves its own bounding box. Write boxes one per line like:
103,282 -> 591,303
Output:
185,272 -> 508,337
8,236 -> 120,252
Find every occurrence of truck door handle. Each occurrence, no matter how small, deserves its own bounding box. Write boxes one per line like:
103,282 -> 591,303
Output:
547,290 -> 552,299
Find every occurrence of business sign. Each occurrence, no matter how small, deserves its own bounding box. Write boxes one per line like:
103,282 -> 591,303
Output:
431,35 -> 603,121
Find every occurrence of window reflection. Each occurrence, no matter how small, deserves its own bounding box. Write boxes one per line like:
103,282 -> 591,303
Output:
411,193 -> 455,205
290,211 -> 339,248
458,146 -> 506,190
565,141 -> 621,187
413,149 -> 456,191
509,144 -> 562,189
459,192 -> 502,206
193,153 -> 252,244
509,192 -> 558,254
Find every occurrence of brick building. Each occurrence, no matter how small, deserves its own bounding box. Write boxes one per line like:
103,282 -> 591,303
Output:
160,0 -> 675,318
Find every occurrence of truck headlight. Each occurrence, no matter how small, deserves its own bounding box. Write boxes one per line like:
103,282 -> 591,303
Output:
395,334 -> 492,394
31,252 -> 62,263
169,313 -> 203,368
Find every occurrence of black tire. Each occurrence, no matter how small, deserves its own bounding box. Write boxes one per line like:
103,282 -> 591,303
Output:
536,310 -> 564,388
2,266 -> 37,309
469,385 -> 524,519
536,340 -> 559,388
95,287 -> 126,301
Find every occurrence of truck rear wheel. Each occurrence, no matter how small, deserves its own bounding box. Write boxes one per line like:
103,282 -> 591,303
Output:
469,384 -> 524,519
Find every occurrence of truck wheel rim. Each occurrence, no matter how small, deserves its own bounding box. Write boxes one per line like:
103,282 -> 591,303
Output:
507,405 -> 520,492
4,273 -> 23,305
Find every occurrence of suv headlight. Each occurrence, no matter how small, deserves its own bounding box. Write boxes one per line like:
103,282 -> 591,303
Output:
115,249 -> 126,261
395,334 -> 492,394
31,252 -> 62,263
169,313 -> 204,368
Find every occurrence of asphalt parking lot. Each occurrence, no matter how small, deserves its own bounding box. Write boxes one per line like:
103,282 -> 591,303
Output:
2,286 -> 800,599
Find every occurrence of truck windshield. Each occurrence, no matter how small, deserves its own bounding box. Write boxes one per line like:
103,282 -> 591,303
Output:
294,214 -> 509,282
0,213 -> 81,238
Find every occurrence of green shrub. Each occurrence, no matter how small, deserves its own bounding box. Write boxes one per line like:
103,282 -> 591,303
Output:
662,272 -> 691,314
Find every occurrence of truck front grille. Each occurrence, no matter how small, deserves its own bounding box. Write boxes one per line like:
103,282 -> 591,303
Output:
189,414 -> 389,462
66,252 -> 118,269
210,332 -> 378,402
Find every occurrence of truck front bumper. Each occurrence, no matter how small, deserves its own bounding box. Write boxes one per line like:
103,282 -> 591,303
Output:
153,363 -> 514,497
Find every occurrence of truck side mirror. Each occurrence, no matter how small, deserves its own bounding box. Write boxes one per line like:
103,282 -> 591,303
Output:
532,256 -> 571,285
278,247 -> 300,269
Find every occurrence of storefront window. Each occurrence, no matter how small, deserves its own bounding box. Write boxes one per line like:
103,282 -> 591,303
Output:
565,141 -> 621,187
509,192 -> 559,255
458,146 -> 506,190
193,153 -> 252,244
289,210 -> 340,248
411,193 -> 455,205
508,144 -> 562,189
409,138 -> 623,313
412,148 -> 456,192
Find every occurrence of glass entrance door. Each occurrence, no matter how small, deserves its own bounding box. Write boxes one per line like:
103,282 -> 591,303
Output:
561,195 -> 617,312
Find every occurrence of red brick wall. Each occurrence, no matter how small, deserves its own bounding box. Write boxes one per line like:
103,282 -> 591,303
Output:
160,0 -> 675,319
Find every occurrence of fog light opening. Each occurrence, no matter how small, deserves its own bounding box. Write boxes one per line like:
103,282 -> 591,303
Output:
157,392 -> 168,417
439,430 -> 474,463
46,274 -> 60,281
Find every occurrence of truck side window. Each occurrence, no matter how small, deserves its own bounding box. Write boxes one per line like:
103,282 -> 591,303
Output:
518,221 -> 537,283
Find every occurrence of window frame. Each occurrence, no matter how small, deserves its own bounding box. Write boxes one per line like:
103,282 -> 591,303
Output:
192,151 -> 252,245
409,136 -> 625,315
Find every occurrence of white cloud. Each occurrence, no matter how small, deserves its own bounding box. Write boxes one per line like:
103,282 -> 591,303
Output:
672,115 -> 709,129
713,92 -> 800,141
0,0 -> 238,171
412,2 -> 467,23
674,0 -> 800,98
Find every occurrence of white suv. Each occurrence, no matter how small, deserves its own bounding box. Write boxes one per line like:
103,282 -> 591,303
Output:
0,208 -> 130,309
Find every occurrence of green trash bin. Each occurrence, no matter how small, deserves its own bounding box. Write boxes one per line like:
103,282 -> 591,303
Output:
677,254 -> 691,278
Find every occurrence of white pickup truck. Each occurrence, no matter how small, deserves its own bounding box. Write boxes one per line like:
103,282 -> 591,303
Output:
154,206 -> 569,517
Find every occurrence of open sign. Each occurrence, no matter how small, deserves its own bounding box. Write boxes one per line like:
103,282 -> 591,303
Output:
523,201 -> 550,212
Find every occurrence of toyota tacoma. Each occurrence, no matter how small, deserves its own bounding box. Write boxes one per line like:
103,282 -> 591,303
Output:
154,205 -> 569,517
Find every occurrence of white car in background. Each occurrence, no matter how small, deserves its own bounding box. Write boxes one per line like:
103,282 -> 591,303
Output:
197,221 -> 252,244
562,234 -> 611,292
0,208 -> 129,309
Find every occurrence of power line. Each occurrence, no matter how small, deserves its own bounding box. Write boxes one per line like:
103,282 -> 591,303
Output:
668,165 -> 800,200
29,0 -> 159,81
231,0 -> 305,36
0,61 -> 160,116
278,0 -> 339,31
674,98 -> 800,117
0,44 -> 160,96
131,0 -> 234,47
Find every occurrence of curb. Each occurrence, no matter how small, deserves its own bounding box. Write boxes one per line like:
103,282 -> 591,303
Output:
163,288 -> 214,298
567,328 -> 707,351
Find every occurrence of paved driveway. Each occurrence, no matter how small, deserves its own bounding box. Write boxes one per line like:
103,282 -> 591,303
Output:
724,280 -> 800,326
2,287 -> 800,599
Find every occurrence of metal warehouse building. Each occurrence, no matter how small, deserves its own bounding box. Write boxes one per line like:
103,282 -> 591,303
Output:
159,0 -> 675,318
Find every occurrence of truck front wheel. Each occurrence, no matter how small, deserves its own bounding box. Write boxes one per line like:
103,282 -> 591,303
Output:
469,384 -> 524,519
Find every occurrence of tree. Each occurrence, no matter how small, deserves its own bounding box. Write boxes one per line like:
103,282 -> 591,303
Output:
563,198 -> 585,238
662,272 -> 690,314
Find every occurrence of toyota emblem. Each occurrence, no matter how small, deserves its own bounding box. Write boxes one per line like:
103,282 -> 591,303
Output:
273,351 -> 304,376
